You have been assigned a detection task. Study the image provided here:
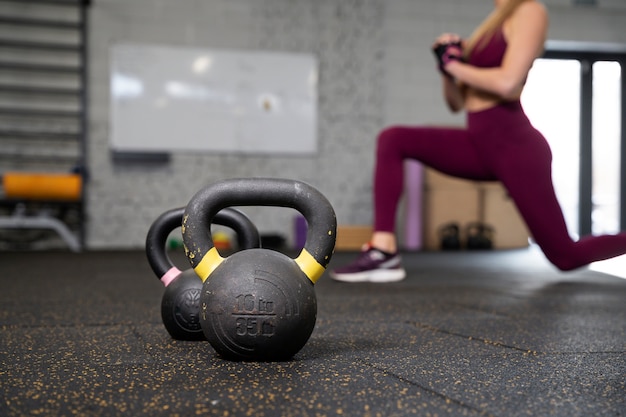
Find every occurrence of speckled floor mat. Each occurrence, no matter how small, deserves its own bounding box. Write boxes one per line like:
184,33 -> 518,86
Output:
1,248 -> 624,417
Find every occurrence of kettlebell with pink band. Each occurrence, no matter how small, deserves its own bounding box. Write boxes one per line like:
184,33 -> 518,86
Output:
146,206 -> 260,340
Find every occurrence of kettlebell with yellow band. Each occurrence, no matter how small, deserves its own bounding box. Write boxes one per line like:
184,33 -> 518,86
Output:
182,178 -> 337,361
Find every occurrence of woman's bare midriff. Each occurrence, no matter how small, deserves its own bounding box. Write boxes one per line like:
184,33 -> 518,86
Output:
464,87 -> 522,112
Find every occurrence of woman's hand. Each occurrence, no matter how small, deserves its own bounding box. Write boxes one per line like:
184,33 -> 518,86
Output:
433,33 -> 466,112
432,33 -> 463,49
432,33 -> 465,78
433,42 -> 464,75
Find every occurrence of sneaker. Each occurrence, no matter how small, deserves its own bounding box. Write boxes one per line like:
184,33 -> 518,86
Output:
329,245 -> 406,283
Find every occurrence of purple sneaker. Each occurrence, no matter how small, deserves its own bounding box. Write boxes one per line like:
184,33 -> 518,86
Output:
330,245 -> 406,283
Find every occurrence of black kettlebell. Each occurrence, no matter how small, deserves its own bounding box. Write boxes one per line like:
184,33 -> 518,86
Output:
466,221 -> 494,250
439,222 -> 461,250
146,206 -> 261,340
182,178 -> 337,361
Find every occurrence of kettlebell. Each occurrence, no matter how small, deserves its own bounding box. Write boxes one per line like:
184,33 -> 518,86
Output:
466,221 -> 494,250
146,206 -> 261,340
182,178 -> 337,361
439,222 -> 461,250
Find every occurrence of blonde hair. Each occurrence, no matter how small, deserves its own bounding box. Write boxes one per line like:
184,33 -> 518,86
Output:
464,0 -> 532,57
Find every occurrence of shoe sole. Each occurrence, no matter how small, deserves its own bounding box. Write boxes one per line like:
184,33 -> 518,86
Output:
330,268 -> 407,283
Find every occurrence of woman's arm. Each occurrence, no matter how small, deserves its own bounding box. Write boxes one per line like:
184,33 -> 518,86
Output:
432,33 -> 466,112
444,2 -> 548,99
442,75 -> 465,113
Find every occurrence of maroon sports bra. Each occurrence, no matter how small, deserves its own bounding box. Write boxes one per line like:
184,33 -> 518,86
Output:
467,28 -> 507,68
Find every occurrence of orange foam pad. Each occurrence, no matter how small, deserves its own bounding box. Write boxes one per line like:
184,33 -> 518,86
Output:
3,172 -> 82,201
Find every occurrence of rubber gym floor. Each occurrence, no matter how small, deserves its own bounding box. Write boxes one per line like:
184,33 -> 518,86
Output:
1,247 -> 624,417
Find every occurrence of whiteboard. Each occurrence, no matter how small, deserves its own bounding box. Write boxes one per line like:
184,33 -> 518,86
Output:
110,44 -> 318,154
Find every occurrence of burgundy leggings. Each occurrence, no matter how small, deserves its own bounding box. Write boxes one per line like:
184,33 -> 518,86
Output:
374,100 -> 626,270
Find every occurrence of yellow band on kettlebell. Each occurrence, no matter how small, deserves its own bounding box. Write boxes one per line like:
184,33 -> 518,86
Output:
194,247 -> 224,282
295,249 -> 326,284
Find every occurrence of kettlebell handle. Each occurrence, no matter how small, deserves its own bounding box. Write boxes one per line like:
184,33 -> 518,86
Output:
146,206 -> 261,285
183,178 -> 337,284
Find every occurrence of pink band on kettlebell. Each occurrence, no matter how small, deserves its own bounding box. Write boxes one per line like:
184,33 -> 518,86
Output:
161,267 -> 182,287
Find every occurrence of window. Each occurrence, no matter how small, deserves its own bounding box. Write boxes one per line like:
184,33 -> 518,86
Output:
520,41 -> 626,238
521,59 -> 582,237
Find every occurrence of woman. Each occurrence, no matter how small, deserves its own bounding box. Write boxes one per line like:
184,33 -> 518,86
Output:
331,0 -> 626,283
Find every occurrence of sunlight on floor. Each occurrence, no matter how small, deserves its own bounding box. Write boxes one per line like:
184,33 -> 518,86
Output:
590,255 -> 626,279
